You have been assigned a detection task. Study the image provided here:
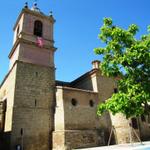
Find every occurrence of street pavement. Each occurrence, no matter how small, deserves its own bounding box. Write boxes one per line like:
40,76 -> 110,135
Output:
75,141 -> 150,150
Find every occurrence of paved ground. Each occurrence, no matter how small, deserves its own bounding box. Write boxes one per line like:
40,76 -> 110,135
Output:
75,141 -> 150,150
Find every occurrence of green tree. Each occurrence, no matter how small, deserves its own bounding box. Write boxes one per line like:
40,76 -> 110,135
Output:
94,18 -> 150,118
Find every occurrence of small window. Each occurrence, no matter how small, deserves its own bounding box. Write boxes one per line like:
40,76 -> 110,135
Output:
114,88 -> 118,93
20,128 -> 24,136
131,118 -> 138,129
71,98 -> 77,106
89,100 -> 94,107
34,20 -> 43,37
35,99 -> 37,107
141,114 -> 146,122
35,72 -> 38,77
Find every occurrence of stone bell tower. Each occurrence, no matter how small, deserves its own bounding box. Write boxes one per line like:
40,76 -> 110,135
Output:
0,3 -> 56,150
9,2 -> 55,69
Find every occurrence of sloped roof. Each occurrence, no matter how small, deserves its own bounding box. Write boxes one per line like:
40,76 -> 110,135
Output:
70,68 -> 99,86
56,68 -> 99,88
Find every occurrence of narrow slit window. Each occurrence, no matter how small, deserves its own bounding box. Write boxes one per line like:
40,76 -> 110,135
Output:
20,128 -> 24,136
35,72 -> 38,77
35,99 -> 37,107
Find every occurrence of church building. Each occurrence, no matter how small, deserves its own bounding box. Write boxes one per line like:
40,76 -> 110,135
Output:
0,3 -> 150,150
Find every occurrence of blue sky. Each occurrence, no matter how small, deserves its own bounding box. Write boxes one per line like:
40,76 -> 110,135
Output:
0,0 -> 150,83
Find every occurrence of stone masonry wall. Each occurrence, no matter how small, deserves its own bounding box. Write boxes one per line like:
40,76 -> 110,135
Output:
10,61 -> 55,150
53,86 -> 105,149
53,130 -> 104,150
60,86 -> 100,130
71,71 -> 113,136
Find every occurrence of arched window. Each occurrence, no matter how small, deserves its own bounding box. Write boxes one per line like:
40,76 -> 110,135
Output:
34,20 -> 43,37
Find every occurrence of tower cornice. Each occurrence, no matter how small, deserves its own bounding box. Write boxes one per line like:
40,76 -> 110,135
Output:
8,37 -> 57,59
13,8 -> 55,31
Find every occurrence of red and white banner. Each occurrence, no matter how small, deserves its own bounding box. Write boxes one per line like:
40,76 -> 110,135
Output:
36,37 -> 44,47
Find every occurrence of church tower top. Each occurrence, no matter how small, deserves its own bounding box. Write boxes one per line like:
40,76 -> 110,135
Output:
9,3 -> 56,69
13,2 -> 55,32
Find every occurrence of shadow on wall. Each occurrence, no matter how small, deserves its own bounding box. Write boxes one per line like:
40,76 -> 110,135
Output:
71,76 -> 95,91
0,131 -> 11,150
102,114 -> 116,146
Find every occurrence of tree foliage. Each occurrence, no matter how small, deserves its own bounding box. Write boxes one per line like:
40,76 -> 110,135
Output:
94,18 -> 150,118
